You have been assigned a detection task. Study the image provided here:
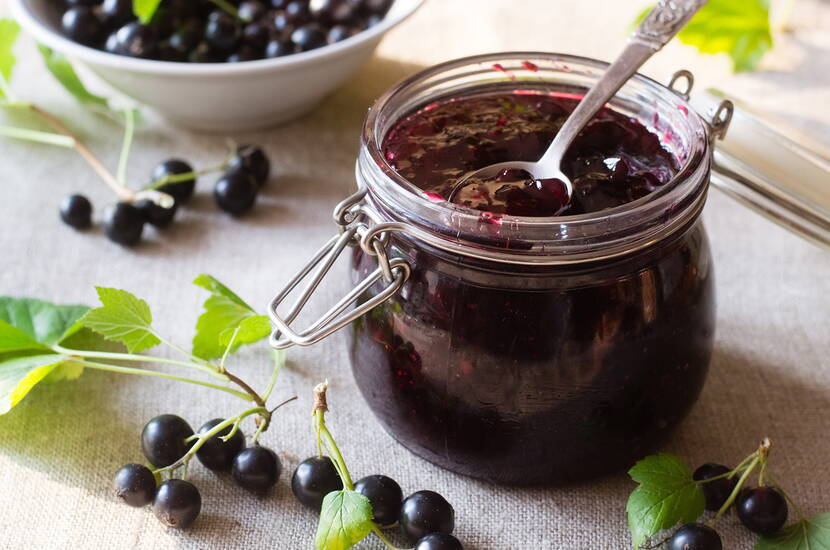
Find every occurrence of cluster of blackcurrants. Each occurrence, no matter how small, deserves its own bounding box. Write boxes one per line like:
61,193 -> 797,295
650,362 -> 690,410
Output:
113,414 -> 282,528
292,456 -> 464,550
667,463 -> 790,550
59,143 -> 269,245
58,0 -> 393,63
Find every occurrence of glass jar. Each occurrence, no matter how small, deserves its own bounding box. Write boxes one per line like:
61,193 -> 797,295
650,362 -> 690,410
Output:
267,53 -> 827,485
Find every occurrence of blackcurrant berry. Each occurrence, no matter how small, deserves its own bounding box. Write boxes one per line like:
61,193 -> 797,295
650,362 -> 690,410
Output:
284,1 -> 311,24
362,0 -> 392,16
736,486 -> 789,535
415,533 -> 464,550
227,144 -> 270,185
243,21 -> 272,49
108,22 -> 159,58
231,446 -> 282,494
153,479 -> 201,529
113,463 -> 157,507
238,1 -> 268,22
60,194 -> 93,229
400,490 -> 455,542
141,414 -> 194,468
354,475 -> 403,527
168,19 -> 203,56
102,202 -> 145,246
291,23 -> 327,51
195,418 -> 245,472
61,7 -> 103,46
227,45 -> 262,62
135,199 -> 177,228
205,11 -> 241,53
214,171 -> 258,215
189,42 -> 222,63
327,24 -> 358,44
100,0 -> 135,28
291,456 -> 344,511
265,39 -> 294,57
693,463 -> 738,512
151,159 -> 197,202
669,524 -> 722,550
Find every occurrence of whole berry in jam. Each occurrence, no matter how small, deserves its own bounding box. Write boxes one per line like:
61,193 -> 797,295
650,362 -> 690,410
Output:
291,456 -> 344,511
152,159 -> 197,202
736,486 -> 789,535
195,418 -> 246,472
238,1 -> 268,22
152,479 -> 201,529
265,39 -> 294,57
231,446 -> 282,494
669,524 -> 722,550
354,475 -> 403,527
228,144 -> 271,185
400,490 -> 455,542
113,464 -> 157,507
102,202 -> 145,246
100,0 -> 135,28
60,194 -> 93,229
141,414 -> 194,468
693,463 -> 737,512
214,171 -> 259,215
415,533 -> 464,550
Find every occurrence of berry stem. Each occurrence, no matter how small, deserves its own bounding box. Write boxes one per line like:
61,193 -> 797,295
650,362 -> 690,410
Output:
71,359 -> 254,401
0,124 -> 76,147
153,407 -> 268,474
28,104 -> 134,202
115,108 -> 136,185
207,0 -> 240,18
261,350 -> 285,402
709,455 -> 760,524
372,526 -> 408,550
312,382 -> 354,490
51,344 -> 228,381
142,162 -> 228,191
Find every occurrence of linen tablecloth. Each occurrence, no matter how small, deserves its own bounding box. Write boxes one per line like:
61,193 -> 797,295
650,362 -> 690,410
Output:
1,1 -> 828,548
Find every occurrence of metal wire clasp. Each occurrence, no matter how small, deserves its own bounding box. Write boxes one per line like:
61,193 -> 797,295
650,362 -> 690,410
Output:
267,190 -> 411,350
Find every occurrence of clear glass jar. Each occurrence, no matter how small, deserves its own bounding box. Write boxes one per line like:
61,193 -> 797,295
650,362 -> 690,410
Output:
269,52 -> 826,485
348,53 -> 715,485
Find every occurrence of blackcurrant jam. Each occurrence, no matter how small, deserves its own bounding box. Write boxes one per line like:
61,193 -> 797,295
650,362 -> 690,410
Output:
382,92 -> 679,217
345,54 -> 717,485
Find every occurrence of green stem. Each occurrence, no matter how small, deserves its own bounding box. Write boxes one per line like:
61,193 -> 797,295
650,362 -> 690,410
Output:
315,407 -> 354,489
261,351 -> 285,403
73,359 -> 254,402
116,108 -> 135,185
709,456 -> 761,525
154,333 -> 221,373
0,72 -> 17,103
52,345 -> 227,381
220,326 -> 240,371
0,125 -> 76,147
142,162 -> 227,191
207,0 -> 240,18
154,407 -> 267,473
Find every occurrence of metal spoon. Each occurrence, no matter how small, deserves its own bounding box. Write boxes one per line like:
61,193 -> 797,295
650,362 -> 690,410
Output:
447,0 -> 707,212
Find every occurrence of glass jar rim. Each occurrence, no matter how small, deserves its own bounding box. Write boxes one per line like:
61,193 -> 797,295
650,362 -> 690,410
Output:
359,52 -> 712,265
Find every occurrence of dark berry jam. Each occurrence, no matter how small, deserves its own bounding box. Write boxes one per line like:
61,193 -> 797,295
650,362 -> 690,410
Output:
382,91 -> 679,216
348,88 -> 715,486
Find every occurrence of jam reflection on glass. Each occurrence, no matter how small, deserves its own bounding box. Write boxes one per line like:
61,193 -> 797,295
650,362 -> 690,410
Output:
348,91 -> 715,485
382,91 -> 679,217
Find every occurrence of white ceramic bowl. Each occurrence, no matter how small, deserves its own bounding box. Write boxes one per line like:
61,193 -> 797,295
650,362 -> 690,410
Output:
10,0 -> 423,131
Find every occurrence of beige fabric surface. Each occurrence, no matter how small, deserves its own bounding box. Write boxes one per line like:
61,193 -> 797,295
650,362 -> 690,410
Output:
1,1 -> 829,549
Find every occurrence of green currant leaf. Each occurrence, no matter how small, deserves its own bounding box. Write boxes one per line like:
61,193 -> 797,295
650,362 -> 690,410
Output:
132,0 -> 164,24
0,296 -> 89,348
0,353 -> 72,413
315,490 -> 374,550
626,454 -> 706,549
192,274 -> 270,360
633,0 -> 772,72
755,514 -> 830,550
80,287 -> 161,353
36,45 -> 108,108
0,19 -> 21,98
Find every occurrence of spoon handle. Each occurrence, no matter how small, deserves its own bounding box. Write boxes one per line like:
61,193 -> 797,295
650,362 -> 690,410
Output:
538,0 -> 707,168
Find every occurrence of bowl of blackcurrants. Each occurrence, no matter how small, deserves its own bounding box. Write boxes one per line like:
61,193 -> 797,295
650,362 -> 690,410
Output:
10,0 -> 423,131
